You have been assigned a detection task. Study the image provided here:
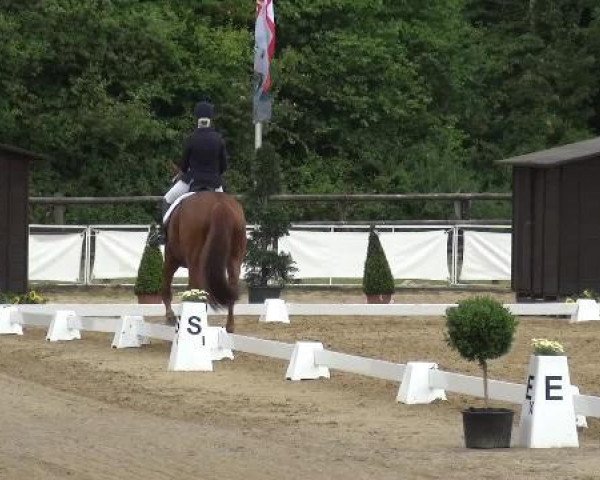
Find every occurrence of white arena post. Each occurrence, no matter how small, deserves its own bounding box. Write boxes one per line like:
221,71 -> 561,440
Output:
286,341 -> 330,381
570,299 -> 600,323
46,310 -> 81,341
111,315 -> 150,349
397,362 -> 447,404
259,299 -> 290,324
0,305 -> 23,335
202,325 -> 234,361
571,386 -> 588,429
518,355 -> 579,448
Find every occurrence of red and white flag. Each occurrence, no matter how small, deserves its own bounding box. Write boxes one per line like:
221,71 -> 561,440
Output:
253,0 -> 275,123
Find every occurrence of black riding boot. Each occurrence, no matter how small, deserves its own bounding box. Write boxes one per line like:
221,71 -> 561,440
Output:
149,200 -> 171,246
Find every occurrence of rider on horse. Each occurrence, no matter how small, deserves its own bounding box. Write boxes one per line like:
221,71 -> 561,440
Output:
152,100 -> 229,245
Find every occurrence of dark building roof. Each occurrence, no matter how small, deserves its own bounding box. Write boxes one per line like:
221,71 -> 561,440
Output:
0,143 -> 46,160
498,137 -> 600,167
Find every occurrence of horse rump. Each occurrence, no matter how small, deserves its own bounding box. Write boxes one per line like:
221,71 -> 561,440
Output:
203,202 -> 239,308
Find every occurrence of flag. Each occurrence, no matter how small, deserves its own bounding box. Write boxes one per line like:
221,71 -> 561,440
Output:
253,0 -> 275,123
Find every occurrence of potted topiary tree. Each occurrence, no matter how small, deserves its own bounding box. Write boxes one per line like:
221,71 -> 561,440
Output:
362,227 -> 395,304
445,296 -> 518,448
244,142 -> 296,303
134,225 -> 164,304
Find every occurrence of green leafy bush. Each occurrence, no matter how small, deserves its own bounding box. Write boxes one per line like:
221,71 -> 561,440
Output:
446,296 -> 518,406
134,228 -> 164,295
362,228 -> 395,296
0,290 -> 47,304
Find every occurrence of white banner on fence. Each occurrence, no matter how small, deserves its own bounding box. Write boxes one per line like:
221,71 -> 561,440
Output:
92,230 -> 189,280
92,230 -> 148,279
279,231 -> 368,278
460,230 -> 511,281
380,231 -> 449,281
279,230 -> 449,280
29,233 -> 84,282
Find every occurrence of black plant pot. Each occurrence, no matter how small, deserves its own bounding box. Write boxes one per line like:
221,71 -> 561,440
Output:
462,408 -> 514,449
248,286 -> 283,304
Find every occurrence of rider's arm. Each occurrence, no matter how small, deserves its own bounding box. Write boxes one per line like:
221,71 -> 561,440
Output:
219,140 -> 228,174
179,137 -> 192,172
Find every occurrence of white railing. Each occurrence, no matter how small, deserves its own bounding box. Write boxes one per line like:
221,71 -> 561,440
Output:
4,301 -> 600,419
14,302 -> 579,319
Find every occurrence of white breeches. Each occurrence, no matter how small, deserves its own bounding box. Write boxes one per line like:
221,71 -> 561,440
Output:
164,180 -> 223,204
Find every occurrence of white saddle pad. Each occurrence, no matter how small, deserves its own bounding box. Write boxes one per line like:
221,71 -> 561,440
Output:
163,192 -> 196,225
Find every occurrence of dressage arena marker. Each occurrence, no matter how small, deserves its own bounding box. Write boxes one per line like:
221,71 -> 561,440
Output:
570,299 -> 600,322
285,342 -> 330,381
397,362 -> 447,404
168,302 -> 213,371
0,306 -> 23,335
111,315 -> 150,349
168,302 -> 234,372
5,300 -> 600,448
259,299 -> 290,324
46,310 -> 80,341
518,355 -> 579,448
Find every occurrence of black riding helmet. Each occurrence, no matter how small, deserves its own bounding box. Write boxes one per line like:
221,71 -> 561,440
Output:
194,101 -> 214,119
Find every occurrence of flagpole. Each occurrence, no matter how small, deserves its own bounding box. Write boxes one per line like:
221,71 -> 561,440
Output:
254,122 -> 262,150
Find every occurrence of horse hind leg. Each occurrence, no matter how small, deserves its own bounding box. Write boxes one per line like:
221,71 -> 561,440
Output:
225,257 -> 242,333
162,253 -> 179,326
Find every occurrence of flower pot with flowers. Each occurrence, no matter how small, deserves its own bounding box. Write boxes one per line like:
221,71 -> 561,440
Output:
1,290 -> 48,304
531,338 -> 565,356
180,289 -> 208,303
446,296 -> 518,448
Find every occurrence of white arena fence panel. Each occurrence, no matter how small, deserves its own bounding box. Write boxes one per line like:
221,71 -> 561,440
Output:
379,230 -> 449,281
459,229 -> 511,281
278,230 -> 369,278
29,229 -> 85,282
279,226 -> 450,281
26,223 -> 513,285
92,228 -> 150,280
90,226 -> 190,281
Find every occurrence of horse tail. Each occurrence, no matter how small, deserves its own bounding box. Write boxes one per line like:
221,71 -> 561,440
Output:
203,202 -> 238,307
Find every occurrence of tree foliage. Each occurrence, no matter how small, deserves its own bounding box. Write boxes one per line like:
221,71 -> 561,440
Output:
446,296 -> 517,405
2,1 -> 600,223
244,142 -> 296,287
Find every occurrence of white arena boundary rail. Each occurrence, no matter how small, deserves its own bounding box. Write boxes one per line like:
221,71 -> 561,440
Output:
2,299 -> 600,447
28,223 -> 512,286
0,300 -> 600,396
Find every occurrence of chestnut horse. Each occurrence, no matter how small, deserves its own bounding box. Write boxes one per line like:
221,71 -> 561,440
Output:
161,192 -> 247,333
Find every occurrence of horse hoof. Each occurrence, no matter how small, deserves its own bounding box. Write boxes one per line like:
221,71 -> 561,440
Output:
166,313 -> 177,326
226,324 -> 234,334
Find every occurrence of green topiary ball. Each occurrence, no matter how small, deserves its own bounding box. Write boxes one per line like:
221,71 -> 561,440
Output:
446,296 -> 518,365
362,229 -> 395,295
134,239 -> 164,296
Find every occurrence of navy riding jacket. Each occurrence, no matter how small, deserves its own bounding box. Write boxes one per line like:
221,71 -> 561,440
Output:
179,127 -> 228,190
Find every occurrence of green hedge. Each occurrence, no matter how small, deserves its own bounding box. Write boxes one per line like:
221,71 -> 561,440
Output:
134,231 -> 164,295
362,229 -> 395,295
